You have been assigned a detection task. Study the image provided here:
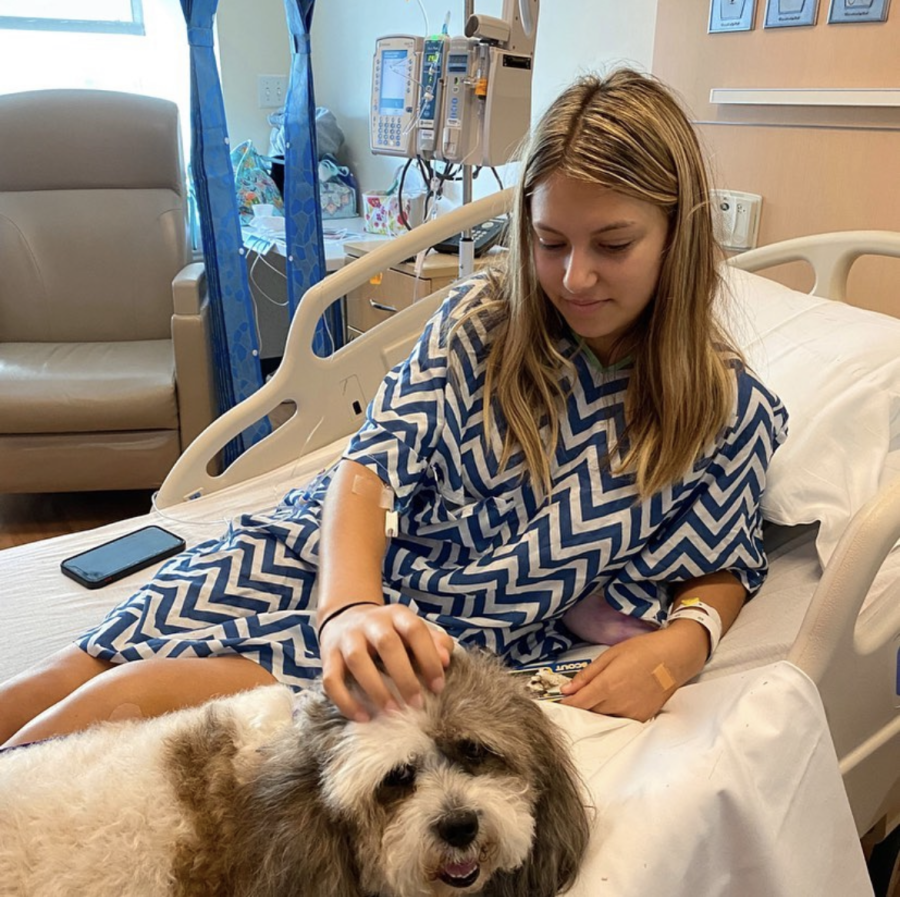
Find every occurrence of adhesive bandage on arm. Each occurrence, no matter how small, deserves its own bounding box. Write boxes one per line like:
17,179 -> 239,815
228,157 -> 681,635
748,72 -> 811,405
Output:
351,474 -> 394,509
350,474 -> 398,537
651,663 -> 676,691
665,598 -> 723,659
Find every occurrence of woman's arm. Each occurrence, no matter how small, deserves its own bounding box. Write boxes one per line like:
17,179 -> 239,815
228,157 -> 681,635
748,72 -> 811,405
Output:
317,459 -> 392,614
317,459 -> 452,721
666,570 -> 747,674
559,571 -> 746,721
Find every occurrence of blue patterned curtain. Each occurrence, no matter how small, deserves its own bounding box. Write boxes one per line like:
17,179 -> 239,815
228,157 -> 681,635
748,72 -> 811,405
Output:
282,0 -> 339,356
179,0 -> 270,463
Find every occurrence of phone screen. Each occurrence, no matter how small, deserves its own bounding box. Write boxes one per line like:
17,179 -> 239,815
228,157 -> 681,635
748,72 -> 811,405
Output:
61,525 -> 185,587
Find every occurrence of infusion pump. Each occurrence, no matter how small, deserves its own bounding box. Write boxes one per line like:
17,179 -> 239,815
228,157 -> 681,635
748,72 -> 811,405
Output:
370,34 -> 422,157
369,0 -> 539,167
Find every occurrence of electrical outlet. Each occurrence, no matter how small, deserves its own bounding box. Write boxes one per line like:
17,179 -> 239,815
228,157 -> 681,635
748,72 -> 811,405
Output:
258,75 -> 289,109
712,189 -> 762,251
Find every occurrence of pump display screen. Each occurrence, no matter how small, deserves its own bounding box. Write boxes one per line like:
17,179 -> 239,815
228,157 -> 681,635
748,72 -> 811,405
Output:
420,48 -> 443,118
447,53 -> 469,73
379,49 -> 409,115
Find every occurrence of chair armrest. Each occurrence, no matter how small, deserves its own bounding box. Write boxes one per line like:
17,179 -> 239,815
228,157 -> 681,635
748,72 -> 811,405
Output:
172,262 -> 208,316
171,261 -> 217,451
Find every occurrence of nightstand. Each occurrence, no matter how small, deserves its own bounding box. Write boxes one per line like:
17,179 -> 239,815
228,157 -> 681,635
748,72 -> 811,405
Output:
342,241 -> 481,340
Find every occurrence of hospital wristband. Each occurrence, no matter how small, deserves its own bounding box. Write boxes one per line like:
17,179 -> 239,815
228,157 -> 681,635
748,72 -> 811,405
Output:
665,599 -> 723,659
315,600 -> 382,643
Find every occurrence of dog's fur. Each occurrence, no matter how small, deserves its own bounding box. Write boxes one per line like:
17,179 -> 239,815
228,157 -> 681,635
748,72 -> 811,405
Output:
0,649 -> 590,897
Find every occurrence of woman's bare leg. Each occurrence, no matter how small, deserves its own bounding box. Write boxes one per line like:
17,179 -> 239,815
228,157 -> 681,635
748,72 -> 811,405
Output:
0,644 -> 113,744
3,654 -> 276,748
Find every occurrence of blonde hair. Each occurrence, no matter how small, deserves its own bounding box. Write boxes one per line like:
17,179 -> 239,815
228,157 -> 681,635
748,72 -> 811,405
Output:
455,69 -> 738,500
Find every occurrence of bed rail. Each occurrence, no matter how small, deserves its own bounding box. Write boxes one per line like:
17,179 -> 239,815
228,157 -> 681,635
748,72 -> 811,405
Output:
157,188 -> 514,508
161,224 -> 900,508
730,229 -> 900,302
732,230 -> 900,838
787,474 -> 900,835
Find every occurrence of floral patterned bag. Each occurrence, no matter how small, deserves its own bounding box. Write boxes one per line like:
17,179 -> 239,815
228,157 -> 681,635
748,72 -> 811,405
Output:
230,139 -> 284,225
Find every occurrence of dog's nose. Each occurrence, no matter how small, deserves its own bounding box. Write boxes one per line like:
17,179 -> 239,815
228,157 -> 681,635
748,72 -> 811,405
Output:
437,809 -> 479,848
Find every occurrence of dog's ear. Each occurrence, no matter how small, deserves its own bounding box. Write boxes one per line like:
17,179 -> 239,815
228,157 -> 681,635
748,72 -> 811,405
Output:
526,734 -> 591,895
485,712 -> 591,897
229,736 -> 366,897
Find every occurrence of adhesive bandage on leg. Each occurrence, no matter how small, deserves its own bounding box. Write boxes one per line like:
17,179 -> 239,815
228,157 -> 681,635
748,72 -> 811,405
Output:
107,703 -> 144,722
651,663 -> 676,692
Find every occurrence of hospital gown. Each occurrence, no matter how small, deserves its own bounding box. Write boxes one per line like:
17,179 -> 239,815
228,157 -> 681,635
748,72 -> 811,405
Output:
78,274 -> 789,690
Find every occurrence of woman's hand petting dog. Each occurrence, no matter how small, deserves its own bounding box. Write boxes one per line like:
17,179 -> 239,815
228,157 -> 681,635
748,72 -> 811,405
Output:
559,625 -> 709,722
319,603 -> 454,722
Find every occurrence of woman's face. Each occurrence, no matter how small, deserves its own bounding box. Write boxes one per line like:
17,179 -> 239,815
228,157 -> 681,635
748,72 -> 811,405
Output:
530,173 -> 669,364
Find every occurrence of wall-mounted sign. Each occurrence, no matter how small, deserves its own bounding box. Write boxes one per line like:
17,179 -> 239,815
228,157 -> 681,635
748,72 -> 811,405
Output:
709,0 -> 757,32
828,0 -> 890,23
764,0 -> 820,26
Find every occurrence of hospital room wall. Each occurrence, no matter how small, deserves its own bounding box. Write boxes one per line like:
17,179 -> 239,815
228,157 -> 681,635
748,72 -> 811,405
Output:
652,1 -> 900,316
217,0 -> 292,152
308,0 -> 659,202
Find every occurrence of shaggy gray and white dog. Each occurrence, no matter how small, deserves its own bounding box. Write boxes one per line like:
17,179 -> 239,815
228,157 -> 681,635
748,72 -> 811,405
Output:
0,648 -> 590,896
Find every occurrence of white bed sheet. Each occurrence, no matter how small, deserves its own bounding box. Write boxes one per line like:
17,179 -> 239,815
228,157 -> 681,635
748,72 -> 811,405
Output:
0,438 -> 882,895
555,661 -> 873,896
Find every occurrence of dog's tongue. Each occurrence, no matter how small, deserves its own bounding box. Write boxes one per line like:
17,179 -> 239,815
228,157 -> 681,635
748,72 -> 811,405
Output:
442,859 -> 478,880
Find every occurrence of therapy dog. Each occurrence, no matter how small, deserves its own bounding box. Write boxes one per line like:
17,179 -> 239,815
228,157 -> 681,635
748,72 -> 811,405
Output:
0,648 -> 590,896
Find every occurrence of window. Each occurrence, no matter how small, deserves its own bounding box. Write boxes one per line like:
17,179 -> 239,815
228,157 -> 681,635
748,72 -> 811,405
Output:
0,1 -> 144,35
0,0 -> 189,158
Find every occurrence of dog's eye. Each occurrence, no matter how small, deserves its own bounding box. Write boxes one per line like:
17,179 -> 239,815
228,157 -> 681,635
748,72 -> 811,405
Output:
382,763 -> 417,789
438,737 -> 506,772
458,739 -> 488,763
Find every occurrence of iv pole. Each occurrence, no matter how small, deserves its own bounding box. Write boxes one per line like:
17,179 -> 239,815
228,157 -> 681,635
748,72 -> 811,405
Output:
455,0 -> 538,278
458,0 -> 476,281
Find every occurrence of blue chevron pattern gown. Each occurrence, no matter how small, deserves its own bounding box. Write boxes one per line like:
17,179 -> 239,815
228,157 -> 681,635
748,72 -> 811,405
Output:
79,274 -> 788,689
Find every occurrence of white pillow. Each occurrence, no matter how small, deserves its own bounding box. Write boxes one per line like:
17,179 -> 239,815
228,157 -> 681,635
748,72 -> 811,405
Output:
720,265 -> 900,565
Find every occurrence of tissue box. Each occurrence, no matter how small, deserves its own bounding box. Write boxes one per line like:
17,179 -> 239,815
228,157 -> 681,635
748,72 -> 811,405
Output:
363,191 -> 426,236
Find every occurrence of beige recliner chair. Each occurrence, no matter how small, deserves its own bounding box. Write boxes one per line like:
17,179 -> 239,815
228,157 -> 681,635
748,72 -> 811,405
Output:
0,89 -> 217,493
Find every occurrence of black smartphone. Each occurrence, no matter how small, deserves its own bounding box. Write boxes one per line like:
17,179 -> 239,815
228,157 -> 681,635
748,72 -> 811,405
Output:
60,524 -> 186,589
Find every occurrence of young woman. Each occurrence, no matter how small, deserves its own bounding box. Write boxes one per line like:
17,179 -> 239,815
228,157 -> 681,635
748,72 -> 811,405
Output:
0,69 -> 786,747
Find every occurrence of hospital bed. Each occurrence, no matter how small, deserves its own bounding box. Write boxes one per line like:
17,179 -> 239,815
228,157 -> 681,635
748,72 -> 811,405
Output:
2,192 -> 899,896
